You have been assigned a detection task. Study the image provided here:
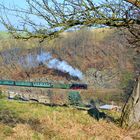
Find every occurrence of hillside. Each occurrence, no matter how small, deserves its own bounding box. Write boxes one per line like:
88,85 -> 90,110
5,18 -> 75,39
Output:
0,28 -> 133,88
0,99 -> 139,140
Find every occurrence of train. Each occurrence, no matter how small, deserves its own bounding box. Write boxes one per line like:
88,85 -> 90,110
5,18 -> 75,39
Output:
0,80 -> 87,90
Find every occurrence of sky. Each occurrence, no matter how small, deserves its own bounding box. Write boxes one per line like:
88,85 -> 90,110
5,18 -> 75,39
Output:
0,0 -> 100,31
0,0 -> 27,30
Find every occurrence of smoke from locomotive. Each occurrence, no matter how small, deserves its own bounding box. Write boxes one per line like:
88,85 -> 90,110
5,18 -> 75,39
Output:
19,51 -> 83,80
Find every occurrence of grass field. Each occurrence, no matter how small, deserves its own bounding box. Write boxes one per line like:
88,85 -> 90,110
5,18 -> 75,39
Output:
0,31 -> 10,39
0,98 -> 139,140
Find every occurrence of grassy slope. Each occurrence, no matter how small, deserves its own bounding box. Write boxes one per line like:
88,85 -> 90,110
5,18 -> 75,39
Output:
0,99 -> 133,140
0,31 -> 10,39
1,98 -> 140,140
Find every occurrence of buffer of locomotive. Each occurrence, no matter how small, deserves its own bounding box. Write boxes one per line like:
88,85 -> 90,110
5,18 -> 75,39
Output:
0,80 -> 87,90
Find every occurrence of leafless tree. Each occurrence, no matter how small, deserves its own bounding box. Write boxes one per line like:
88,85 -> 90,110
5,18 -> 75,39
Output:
0,0 -> 139,42
0,0 -> 140,128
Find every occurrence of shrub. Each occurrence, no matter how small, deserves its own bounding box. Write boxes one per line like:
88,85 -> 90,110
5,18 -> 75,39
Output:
120,71 -> 134,89
0,90 -> 6,99
13,94 -> 21,100
68,91 -> 82,106
3,126 -> 14,136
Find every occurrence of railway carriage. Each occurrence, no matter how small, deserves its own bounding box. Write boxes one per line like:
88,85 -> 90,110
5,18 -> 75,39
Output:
32,82 -> 53,88
0,80 -> 14,86
52,83 -> 71,89
15,81 -> 33,87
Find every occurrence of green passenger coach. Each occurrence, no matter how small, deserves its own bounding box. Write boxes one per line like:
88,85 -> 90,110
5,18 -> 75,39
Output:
0,80 -> 14,85
53,84 -> 71,89
32,82 -> 53,88
15,81 -> 33,87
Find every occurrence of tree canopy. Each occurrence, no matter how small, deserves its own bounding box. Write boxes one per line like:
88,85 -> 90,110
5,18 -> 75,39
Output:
0,0 -> 139,42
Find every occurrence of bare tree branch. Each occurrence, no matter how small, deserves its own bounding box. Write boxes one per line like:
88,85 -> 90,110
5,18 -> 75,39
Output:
0,0 -> 139,41
125,0 -> 140,8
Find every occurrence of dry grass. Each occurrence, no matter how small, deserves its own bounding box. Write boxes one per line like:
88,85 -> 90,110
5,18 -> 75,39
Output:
80,88 -> 124,105
0,99 -> 137,140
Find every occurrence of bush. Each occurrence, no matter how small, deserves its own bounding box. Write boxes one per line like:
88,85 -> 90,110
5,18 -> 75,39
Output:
120,71 -> 134,89
0,90 -> 6,99
13,94 -> 21,100
3,126 -> 14,136
68,91 -> 82,106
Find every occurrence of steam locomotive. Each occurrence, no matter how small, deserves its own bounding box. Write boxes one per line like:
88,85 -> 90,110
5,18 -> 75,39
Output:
0,80 -> 87,90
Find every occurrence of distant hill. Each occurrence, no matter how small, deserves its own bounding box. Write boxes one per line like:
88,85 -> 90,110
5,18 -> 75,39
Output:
0,28 -> 133,88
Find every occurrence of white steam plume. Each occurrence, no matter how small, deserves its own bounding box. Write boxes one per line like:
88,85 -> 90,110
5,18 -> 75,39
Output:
47,59 -> 83,79
37,52 -> 52,63
21,51 -> 83,80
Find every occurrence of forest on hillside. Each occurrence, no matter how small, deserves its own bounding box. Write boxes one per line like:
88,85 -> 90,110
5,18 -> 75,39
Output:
0,28 -> 134,89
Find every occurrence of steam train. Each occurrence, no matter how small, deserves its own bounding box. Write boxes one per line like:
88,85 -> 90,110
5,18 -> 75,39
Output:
0,80 -> 87,90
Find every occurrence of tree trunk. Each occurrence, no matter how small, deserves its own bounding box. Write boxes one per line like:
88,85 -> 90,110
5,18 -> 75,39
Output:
121,76 -> 140,128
